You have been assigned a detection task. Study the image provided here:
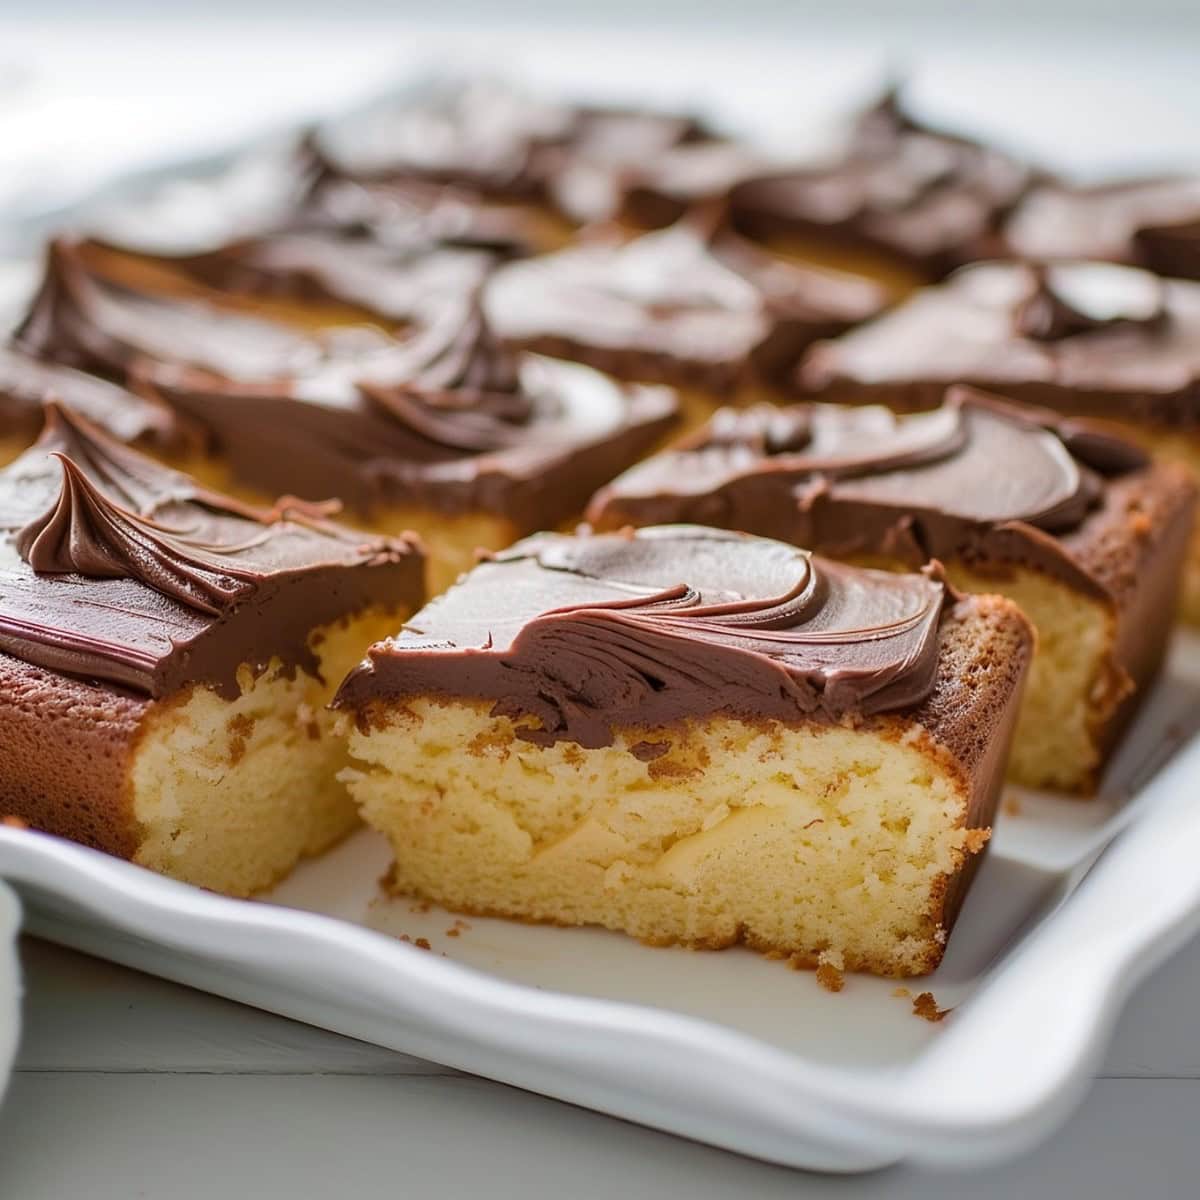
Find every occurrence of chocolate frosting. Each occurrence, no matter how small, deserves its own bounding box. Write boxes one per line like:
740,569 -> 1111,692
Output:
113,231 -> 498,326
16,455 -> 261,615
334,525 -> 952,745
310,79 -> 715,217
296,168 -> 543,257
0,344 -> 200,458
1002,176 -> 1200,281
1012,264 -> 1168,341
729,87 -> 1034,278
0,404 -> 422,698
14,241 -> 677,524
310,79 -> 575,198
588,385 -> 1150,598
538,106 -> 717,225
800,260 -> 1200,428
484,212 -> 886,392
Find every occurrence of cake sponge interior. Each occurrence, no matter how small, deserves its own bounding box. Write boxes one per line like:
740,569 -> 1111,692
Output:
131,606 -> 402,897
345,700 -> 987,977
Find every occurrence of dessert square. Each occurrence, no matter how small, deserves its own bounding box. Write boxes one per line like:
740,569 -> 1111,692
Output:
334,525 -> 1033,976
0,404 -> 423,896
1000,176 -> 1200,281
798,259 -> 1200,622
0,344 -> 202,468
589,388 -> 1197,793
81,140 -> 555,324
484,211 -> 886,430
727,88 -> 1034,293
309,78 -> 714,236
15,239 -> 678,594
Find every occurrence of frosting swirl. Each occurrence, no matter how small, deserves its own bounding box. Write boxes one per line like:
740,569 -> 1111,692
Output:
729,86 -> 1033,277
361,298 -> 537,452
334,526 -> 950,744
1001,176 -> 1200,282
17,454 -> 259,615
12,240 -> 677,525
0,404 -> 421,697
588,386 -> 1149,594
484,213 -> 885,391
1012,264 -> 1168,342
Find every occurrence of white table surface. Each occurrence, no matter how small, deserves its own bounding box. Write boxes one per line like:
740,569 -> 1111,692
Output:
5,10 -> 1200,1195
1,930 -> 1200,1197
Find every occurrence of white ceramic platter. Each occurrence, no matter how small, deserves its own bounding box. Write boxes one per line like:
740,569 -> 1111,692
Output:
0,881 -> 20,1102
2,634 -> 1199,1172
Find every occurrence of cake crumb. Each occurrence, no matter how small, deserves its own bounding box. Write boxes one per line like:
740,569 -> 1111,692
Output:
815,963 -> 845,993
446,927 -> 461,937
1003,794 -> 1022,817
963,827 -> 990,854
1,815 -> 28,830
892,986 -> 911,999
414,937 -> 432,951
815,950 -> 845,993
913,991 -> 951,1022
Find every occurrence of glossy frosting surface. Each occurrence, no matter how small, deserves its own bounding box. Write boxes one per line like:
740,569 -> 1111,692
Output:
1003,176 -> 1200,280
485,214 -> 886,390
14,240 -> 678,521
589,386 -> 1150,595
800,260 -> 1200,425
335,525 -> 952,745
730,89 -> 1034,276
0,405 -> 421,698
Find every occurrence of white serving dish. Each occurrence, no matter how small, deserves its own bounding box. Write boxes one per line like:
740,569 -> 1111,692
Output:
0,881 -> 20,1101
1,634 -> 1199,1172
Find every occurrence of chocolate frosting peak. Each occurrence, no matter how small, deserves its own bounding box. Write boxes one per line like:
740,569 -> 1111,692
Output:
361,298 -> 537,452
1013,264 -> 1168,342
11,240 -> 677,526
17,453 -> 258,616
335,526 -> 951,743
0,404 -> 421,697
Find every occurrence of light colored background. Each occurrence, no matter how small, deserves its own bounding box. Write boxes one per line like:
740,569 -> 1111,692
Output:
3,7 -> 1200,1194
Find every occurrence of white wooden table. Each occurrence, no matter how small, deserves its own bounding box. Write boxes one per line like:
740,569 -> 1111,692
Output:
0,931 -> 1198,1198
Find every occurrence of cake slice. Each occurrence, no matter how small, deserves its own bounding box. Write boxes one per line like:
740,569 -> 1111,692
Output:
484,210 -> 885,430
0,344 -> 201,468
589,388 -> 1197,793
0,404 -> 423,896
1000,176 -> 1200,280
728,87 -> 1034,292
334,525 -> 1033,976
798,259 -> 1200,622
15,238 -> 678,593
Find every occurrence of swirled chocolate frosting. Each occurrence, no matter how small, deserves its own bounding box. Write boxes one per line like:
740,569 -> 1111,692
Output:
484,213 -> 886,392
310,78 -> 715,213
14,241 -> 677,524
729,87 -> 1034,279
588,386 -> 1150,597
334,525 -> 952,745
0,344 -> 200,458
1002,176 -> 1200,282
799,260 -> 1200,428
0,404 -> 422,698
83,159 -> 543,321
310,79 -> 575,198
